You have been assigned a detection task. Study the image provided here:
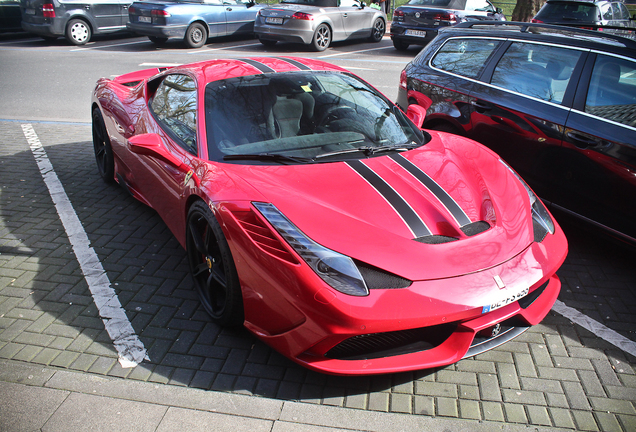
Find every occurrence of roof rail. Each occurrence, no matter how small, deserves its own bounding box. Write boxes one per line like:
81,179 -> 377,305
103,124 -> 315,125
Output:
452,21 -> 636,49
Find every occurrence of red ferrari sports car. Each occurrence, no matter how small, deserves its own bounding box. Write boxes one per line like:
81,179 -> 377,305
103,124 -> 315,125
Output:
91,56 -> 568,375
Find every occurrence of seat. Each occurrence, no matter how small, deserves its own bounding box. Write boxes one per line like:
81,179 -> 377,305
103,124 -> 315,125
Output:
272,96 -> 304,138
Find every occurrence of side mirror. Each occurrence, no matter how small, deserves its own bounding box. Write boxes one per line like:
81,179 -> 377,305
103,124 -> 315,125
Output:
406,104 -> 427,128
496,7 -> 503,14
128,133 -> 200,186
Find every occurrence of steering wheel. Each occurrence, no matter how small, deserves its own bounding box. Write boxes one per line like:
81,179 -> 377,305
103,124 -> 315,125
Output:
317,105 -> 356,128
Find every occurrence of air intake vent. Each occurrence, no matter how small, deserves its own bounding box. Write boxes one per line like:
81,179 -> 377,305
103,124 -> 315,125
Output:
518,280 -> 549,309
461,221 -> 490,236
232,210 -> 298,264
325,324 -> 456,360
354,260 -> 412,289
413,235 -> 458,244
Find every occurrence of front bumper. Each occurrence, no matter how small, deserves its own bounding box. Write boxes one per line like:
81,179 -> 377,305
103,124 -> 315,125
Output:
225,202 -> 568,375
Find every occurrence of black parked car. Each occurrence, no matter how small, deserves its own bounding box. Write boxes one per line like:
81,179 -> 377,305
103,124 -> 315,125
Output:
390,0 -> 505,51
21,0 -> 131,45
397,21 -> 636,243
532,0 -> 635,39
1,0 -> 22,32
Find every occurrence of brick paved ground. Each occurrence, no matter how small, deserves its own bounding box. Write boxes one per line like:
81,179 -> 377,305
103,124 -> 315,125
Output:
1,121 -> 635,430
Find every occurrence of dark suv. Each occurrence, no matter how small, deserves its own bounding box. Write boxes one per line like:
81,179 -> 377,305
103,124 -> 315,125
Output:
20,0 -> 131,45
397,22 -> 636,243
532,0 -> 635,39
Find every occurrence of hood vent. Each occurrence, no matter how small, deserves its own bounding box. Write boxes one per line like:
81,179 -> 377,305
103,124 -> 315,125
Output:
414,221 -> 491,244
355,260 -> 412,289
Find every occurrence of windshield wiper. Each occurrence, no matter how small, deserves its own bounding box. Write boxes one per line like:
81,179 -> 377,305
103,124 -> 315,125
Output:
223,153 -> 313,164
315,142 -> 420,159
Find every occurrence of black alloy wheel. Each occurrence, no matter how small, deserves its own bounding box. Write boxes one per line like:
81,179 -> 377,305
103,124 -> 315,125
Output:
186,201 -> 244,326
92,107 -> 115,184
369,18 -> 385,42
392,38 -> 409,51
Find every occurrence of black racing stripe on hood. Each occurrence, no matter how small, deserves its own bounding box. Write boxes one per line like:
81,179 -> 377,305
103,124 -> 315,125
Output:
347,160 -> 432,238
275,57 -> 312,70
390,154 -> 472,227
237,58 -> 276,74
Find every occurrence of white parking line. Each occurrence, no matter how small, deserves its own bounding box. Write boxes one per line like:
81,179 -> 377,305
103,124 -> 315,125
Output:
552,300 -> 636,357
70,39 -> 150,51
21,124 -> 149,368
318,45 -> 394,59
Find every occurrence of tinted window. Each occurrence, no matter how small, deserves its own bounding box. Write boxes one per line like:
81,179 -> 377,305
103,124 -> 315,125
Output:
407,0 -> 465,7
151,74 -> 198,155
535,2 -> 598,22
491,42 -> 582,104
585,55 -> 636,127
431,39 -> 502,79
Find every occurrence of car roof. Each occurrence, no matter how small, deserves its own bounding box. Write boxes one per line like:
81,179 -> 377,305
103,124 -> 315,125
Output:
447,21 -> 636,53
158,57 -> 350,84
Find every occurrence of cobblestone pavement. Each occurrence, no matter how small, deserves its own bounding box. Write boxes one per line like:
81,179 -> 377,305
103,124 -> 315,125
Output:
1,121 -> 635,431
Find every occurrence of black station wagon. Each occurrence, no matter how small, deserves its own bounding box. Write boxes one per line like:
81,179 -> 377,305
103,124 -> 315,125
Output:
397,22 -> 636,243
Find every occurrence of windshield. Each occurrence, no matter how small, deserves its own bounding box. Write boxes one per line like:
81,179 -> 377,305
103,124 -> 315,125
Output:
205,71 -> 426,163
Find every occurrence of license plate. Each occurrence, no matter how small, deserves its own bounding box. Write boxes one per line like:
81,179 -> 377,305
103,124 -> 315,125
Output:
405,29 -> 426,37
138,16 -> 151,23
482,286 -> 529,314
266,17 -> 283,25
25,8 -> 35,14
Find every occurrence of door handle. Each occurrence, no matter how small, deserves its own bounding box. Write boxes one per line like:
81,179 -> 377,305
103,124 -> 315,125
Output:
566,131 -> 599,149
470,100 -> 492,112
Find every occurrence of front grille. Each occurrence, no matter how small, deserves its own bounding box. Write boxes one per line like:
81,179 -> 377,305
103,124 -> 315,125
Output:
325,324 -> 456,360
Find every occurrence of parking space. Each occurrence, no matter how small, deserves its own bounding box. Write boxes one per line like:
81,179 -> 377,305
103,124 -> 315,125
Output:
0,32 -> 635,430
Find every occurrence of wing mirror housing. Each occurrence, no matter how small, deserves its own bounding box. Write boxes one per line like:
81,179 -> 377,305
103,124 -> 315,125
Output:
128,133 -> 200,186
406,104 -> 427,128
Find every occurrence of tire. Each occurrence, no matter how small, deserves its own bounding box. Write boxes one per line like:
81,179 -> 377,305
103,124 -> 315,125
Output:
66,19 -> 91,45
392,38 -> 409,51
311,23 -> 331,52
368,18 -> 385,43
186,201 -> 244,326
258,37 -> 277,47
92,107 -> 115,184
148,36 -> 168,45
184,22 -> 207,48
40,35 -> 58,42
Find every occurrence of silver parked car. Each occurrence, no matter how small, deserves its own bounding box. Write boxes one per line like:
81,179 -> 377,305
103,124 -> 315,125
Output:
255,0 -> 386,51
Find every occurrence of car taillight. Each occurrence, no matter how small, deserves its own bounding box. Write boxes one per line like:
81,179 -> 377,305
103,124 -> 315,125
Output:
393,9 -> 404,18
531,19 -> 542,23
292,11 -> 313,20
42,3 -> 55,18
152,9 -> 170,17
434,12 -> 456,23
400,69 -> 407,89
128,6 -> 136,14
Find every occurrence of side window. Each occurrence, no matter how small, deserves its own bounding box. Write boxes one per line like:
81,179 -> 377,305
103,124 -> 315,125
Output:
600,3 -> 613,20
339,0 -> 358,7
465,0 -> 494,12
151,74 -> 198,155
430,38 -> 502,79
490,42 -> 582,104
585,55 -> 636,127
618,3 -> 630,19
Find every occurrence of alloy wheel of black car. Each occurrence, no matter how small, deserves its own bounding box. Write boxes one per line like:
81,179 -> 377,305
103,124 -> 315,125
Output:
392,38 -> 409,51
312,23 -> 331,52
369,18 -> 385,42
186,201 -> 244,326
184,23 -> 207,48
66,19 -> 91,45
92,107 -> 114,184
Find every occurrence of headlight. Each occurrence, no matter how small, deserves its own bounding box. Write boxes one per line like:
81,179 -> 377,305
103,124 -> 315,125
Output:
499,160 -> 554,242
253,202 -> 369,296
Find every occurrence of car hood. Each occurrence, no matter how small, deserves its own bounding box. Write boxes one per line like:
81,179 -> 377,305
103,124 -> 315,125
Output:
216,132 -> 537,281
